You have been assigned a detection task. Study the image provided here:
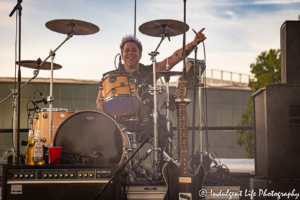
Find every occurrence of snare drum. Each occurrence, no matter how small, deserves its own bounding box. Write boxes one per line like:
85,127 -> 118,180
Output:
101,71 -> 140,115
33,108 -> 76,145
54,110 -> 131,164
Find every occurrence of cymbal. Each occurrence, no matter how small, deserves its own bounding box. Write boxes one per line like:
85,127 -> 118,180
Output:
152,71 -> 183,79
139,19 -> 189,37
16,60 -> 62,70
45,19 -> 100,35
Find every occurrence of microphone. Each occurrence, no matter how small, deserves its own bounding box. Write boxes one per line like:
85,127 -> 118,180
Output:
38,91 -> 48,105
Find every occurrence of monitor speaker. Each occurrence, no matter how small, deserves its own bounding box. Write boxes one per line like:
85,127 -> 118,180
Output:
253,84 -> 300,178
280,21 -> 300,86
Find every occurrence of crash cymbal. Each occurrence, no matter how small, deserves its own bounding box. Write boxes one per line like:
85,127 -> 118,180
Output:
152,71 -> 183,79
45,19 -> 100,35
16,60 -> 62,70
139,19 -> 189,37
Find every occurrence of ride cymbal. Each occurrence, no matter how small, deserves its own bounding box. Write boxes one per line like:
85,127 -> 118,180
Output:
45,19 -> 100,35
139,19 -> 189,37
16,60 -> 62,70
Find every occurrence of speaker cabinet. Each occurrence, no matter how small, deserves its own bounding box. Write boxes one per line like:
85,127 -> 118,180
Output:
253,84 -> 300,178
280,21 -> 300,86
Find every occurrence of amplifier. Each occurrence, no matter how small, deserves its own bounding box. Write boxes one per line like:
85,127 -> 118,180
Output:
253,84 -> 300,178
1,164 -> 121,200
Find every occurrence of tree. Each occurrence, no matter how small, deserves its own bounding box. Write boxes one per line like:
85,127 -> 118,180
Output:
298,14 -> 300,20
236,49 -> 281,158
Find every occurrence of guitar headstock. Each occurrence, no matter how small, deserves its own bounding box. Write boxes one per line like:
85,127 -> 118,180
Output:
176,79 -> 188,100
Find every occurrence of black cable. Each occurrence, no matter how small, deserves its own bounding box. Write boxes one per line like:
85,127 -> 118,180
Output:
202,42 -> 209,155
114,53 -> 120,70
49,157 -> 76,165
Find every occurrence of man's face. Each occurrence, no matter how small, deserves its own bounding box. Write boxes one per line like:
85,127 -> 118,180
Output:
122,42 -> 142,70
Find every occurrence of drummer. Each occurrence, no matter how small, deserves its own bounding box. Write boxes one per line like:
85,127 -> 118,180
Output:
96,28 -> 206,110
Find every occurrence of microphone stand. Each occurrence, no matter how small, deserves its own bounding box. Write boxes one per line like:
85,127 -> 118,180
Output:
93,136 -> 150,200
9,0 -> 23,164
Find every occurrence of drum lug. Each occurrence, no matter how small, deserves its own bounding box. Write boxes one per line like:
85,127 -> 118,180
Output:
99,81 -> 103,90
43,113 -> 48,119
120,82 -> 125,87
130,88 -> 135,94
111,88 -> 116,94
109,76 -> 116,83
41,137 -> 47,144
60,113 -> 66,119
128,77 -> 136,84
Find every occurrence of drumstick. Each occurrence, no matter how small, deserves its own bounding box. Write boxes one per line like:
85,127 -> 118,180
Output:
192,28 -> 202,39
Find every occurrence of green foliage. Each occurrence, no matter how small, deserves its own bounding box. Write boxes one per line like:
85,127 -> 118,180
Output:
236,49 -> 281,158
298,14 -> 300,20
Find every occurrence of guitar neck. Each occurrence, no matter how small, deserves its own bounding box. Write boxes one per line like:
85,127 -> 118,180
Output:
178,103 -> 189,177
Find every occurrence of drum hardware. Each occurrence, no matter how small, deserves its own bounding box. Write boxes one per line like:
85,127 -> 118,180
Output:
111,88 -> 116,94
99,81 -> 103,90
138,18 -> 191,179
120,82 -> 125,86
1,59 -> 45,162
60,113 -> 66,119
41,137 -> 47,143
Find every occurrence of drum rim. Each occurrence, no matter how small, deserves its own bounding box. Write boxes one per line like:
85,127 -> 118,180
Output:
102,70 -> 137,80
102,95 -> 140,116
53,110 -> 131,164
40,108 -> 76,113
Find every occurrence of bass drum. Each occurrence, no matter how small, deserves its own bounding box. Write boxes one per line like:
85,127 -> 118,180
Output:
54,110 -> 130,164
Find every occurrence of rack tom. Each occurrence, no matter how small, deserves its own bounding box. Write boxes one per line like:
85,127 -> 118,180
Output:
100,71 -> 140,115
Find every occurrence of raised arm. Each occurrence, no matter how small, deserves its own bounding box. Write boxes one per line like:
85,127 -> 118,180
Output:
155,28 -> 206,72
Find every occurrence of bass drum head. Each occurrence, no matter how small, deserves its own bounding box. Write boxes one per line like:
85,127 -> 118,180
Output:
54,110 -> 128,164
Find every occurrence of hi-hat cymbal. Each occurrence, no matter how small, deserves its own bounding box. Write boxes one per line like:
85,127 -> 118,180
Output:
16,60 -> 62,70
45,19 -> 100,35
152,71 -> 183,79
139,19 -> 189,37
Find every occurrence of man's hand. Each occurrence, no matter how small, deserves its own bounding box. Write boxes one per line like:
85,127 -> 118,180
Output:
193,28 -> 206,44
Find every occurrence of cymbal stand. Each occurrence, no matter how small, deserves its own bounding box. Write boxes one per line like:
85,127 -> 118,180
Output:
40,32 -> 73,147
0,60 -> 41,163
48,50 -> 55,147
148,30 -> 170,180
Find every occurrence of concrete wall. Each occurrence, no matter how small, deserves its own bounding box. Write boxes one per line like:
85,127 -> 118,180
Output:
0,79 -> 252,160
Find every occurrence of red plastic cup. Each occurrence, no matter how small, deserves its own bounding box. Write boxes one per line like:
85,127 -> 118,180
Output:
48,147 -> 62,164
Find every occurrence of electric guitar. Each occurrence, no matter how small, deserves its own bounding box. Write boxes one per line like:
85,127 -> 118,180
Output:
162,79 -> 205,200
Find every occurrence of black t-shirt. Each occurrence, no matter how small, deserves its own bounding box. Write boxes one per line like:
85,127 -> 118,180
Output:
119,63 -> 154,85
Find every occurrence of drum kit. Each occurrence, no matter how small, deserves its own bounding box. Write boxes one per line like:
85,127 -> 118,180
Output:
2,17 -> 204,182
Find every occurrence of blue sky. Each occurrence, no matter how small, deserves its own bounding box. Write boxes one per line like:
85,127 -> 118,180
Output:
0,0 -> 300,81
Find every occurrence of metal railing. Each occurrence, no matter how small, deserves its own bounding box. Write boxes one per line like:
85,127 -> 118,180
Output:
206,69 -> 253,86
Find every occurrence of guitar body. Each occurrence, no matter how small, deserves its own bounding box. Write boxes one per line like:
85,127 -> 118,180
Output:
162,162 -> 205,200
